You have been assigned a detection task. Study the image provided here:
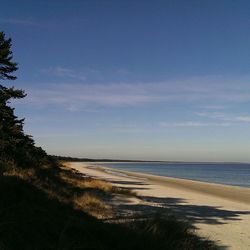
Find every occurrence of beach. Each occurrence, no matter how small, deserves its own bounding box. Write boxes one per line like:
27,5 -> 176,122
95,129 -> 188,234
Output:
68,162 -> 250,250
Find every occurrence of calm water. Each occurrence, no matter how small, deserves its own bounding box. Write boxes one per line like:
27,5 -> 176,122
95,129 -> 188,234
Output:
98,162 -> 250,188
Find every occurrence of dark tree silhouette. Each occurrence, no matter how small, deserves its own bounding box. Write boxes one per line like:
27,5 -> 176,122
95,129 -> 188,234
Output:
0,32 -> 48,173
0,32 -> 18,80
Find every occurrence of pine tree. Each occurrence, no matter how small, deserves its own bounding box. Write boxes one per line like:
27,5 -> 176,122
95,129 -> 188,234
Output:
0,32 -> 24,172
0,32 -> 18,80
0,32 -> 47,173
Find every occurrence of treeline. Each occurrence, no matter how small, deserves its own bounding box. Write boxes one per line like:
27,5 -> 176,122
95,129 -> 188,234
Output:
53,155 -> 151,162
53,155 -> 171,163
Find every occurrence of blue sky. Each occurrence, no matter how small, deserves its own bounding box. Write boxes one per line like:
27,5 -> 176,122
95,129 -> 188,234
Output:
1,0 -> 250,161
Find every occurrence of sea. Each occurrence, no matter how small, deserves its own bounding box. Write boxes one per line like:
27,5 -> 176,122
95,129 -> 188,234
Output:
97,162 -> 250,188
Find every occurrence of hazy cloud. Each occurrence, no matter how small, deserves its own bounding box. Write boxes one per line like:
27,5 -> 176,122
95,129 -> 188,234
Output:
159,121 -> 231,127
42,66 -> 86,81
0,18 -> 38,26
18,74 -> 250,111
196,112 -> 250,123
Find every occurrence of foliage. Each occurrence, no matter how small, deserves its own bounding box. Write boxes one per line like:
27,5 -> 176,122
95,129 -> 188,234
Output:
0,32 -> 18,81
0,31 -> 52,173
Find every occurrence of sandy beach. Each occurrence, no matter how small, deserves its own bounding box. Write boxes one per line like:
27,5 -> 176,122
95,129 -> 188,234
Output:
68,162 -> 250,250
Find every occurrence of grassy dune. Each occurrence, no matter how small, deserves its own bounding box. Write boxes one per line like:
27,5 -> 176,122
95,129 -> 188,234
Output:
0,163 -> 217,250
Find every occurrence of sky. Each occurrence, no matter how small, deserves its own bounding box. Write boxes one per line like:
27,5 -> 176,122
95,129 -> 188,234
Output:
1,0 -> 250,162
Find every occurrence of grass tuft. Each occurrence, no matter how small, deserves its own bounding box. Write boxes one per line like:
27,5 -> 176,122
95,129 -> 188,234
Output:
74,192 -> 111,218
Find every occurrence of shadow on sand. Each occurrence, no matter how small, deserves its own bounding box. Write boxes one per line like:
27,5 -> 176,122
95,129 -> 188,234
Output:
110,178 -> 250,250
117,195 -> 250,225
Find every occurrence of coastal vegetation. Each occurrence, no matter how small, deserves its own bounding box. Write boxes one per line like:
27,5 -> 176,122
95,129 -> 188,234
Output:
0,31 -> 216,250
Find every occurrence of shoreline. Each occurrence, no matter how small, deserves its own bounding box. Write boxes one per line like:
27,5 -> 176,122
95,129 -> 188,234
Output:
90,163 -> 250,205
91,161 -> 250,189
67,161 -> 250,250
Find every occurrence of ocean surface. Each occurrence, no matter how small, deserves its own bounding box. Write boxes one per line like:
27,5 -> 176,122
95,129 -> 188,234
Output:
97,162 -> 250,188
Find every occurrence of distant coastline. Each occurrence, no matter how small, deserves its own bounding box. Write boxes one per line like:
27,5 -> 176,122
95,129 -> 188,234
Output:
53,155 -> 250,164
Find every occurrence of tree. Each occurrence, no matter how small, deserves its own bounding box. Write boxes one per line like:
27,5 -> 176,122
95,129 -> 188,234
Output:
0,32 -> 24,172
0,32 -> 47,173
0,32 -> 18,80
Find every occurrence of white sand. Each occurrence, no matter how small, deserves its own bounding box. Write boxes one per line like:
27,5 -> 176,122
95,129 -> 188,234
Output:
67,162 -> 250,250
